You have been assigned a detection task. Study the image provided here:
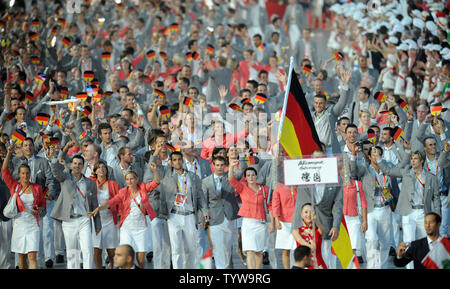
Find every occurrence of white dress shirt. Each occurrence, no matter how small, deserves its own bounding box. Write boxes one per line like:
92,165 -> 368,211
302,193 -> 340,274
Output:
72,176 -> 88,216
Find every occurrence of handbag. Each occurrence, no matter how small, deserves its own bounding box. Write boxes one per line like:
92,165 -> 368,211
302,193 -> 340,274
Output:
3,186 -> 19,219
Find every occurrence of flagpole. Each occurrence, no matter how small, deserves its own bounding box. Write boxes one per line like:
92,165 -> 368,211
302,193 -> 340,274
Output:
268,57 -> 296,205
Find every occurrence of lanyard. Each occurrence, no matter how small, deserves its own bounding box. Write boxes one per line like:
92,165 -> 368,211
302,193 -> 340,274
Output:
426,161 -> 438,176
375,175 -> 386,188
18,184 -> 31,197
130,190 -> 146,216
97,179 -> 108,194
177,173 -> 188,195
416,175 -> 425,188
76,185 -> 85,199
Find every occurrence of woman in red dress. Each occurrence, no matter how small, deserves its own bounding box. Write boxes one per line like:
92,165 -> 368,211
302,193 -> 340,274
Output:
292,203 -> 327,269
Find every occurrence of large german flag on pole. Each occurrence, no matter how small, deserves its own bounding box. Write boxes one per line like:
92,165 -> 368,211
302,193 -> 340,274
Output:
278,57 -> 321,157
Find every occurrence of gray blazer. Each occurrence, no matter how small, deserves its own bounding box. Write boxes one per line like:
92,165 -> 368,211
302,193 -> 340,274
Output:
291,183 -> 344,240
11,155 -> 59,199
378,160 -> 441,216
438,150 -> 450,208
49,159 -> 101,231
202,173 -> 239,226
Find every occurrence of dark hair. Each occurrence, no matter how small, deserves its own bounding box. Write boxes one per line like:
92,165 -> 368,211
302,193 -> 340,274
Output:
92,160 -> 108,180
212,146 -> 226,157
243,167 -> 257,177
18,164 -> 31,174
170,151 -> 183,160
98,122 -> 112,134
294,245 -> 311,263
337,117 -> 349,125
360,86 -> 371,97
314,93 -> 327,101
345,123 -> 358,133
301,202 -> 312,211
212,156 -> 227,165
71,155 -> 85,165
383,126 -> 394,137
368,146 -> 383,157
425,212 -> 441,224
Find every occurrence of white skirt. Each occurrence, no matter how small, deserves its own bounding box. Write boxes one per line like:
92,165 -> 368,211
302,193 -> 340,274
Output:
92,212 -> 119,249
241,217 -> 267,252
120,218 -> 149,253
11,212 -> 40,254
275,221 -> 297,250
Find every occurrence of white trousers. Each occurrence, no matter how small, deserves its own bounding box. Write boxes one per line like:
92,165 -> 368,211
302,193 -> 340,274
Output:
209,217 -> 234,269
366,206 -> 392,269
402,209 -> 426,270
39,200 -> 55,265
167,213 -> 199,269
62,216 -> 93,269
440,195 -> 449,237
344,215 -> 363,251
151,217 -> 171,269
54,219 -> 65,256
0,220 -> 12,269
321,239 -> 336,269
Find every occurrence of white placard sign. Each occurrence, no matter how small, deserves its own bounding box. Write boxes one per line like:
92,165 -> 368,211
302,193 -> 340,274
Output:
283,157 -> 339,186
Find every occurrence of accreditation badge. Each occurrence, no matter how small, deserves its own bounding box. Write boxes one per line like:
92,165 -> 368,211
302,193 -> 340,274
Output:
174,193 -> 187,207
382,188 -> 393,203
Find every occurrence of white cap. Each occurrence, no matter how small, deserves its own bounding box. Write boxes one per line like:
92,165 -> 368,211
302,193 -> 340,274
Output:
431,44 -> 442,51
426,21 -> 438,36
387,36 -> 399,45
413,18 -> 425,29
396,43 -> 409,50
423,43 -> 434,51
441,48 -> 450,55
421,11 -> 430,20
352,10 -> 365,21
411,9 -> 422,18
443,53 -> 450,60
401,16 -> 412,26
408,41 -> 418,50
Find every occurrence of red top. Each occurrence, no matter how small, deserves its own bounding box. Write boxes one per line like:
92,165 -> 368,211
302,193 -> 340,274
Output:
272,183 -> 297,223
200,131 -> 249,161
1,168 -> 45,226
343,179 -> 367,216
297,225 -> 327,269
229,176 -> 270,220
106,181 -> 159,228
93,179 -> 121,225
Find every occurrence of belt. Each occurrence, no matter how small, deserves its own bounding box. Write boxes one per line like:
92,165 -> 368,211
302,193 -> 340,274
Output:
171,208 -> 194,216
374,203 -> 388,208
411,205 -> 424,210
70,214 -> 83,219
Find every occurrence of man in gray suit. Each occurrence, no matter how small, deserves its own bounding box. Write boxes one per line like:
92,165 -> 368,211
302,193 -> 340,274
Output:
48,152 -> 101,269
293,28 -> 318,70
405,105 -> 431,153
112,146 -> 143,188
202,156 -> 239,269
202,56 -> 233,106
291,149 -> 343,269
376,149 -> 441,269
156,151 -> 209,269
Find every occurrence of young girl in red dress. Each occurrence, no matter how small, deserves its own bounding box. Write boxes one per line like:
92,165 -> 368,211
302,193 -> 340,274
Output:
293,203 -> 327,269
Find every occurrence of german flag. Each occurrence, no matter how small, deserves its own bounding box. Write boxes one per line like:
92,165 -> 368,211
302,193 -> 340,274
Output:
379,110 -> 393,116
206,44 -> 215,54
192,51 -> 200,61
83,71 -> 94,82
51,105 -> 57,113
25,91 -> 37,104
398,99 -> 409,111
31,56 -> 40,64
40,132 -> 50,143
51,27 -> 58,35
332,52 -> 343,62
258,43 -> 266,51
146,50 -> 156,61
54,118 -> 63,129
101,52 -> 111,61
254,93 -> 267,105
81,106 -> 92,117
241,98 -> 252,105
91,79 -> 99,87
430,103 -> 442,116
278,68 -> 321,157
32,19 -> 40,28
302,65 -> 312,76
5,113 -> 14,122
57,18 -> 66,27
154,89 -> 165,99
62,37 -> 71,48
29,32 -> 38,41
319,90 -> 329,100
59,87 -> 68,99
166,143 -> 180,153
183,96 -> 194,106
392,126 -> 404,142
35,73 -> 46,84
159,105 -> 170,121
245,156 -> 257,165
374,91 -> 386,102
12,129 -> 27,144
103,91 -> 113,98
78,131 -> 87,140
228,103 -> 242,112
367,128 -> 376,143
163,27 -> 170,36
186,52 -> 193,61
170,23 -> 179,32
159,51 -> 168,60
34,113 -> 50,126
49,137 -> 60,146
76,92 -> 88,101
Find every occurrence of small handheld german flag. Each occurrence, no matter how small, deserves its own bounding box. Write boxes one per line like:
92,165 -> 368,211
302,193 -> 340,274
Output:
430,102 -> 442,116
83,71 -> 94,83
319,90 -> 329,100
29,32 -> 38,41
12,129 -> 27,144
78,131 -> 87,140
367,128 -> 376,143
81,106 -> 92,117
228,103 -> 242,112
241,98 -> 252,105
392,126 -> 405,142
374,91 -> 386,102
166,143 -> 180,153
57,18 -> 66,28
186,52 -> 193,61
159,51 -> 168,60
62,37 -> 71,48
31,56 -> 40,65
54,118 -> 63,129
206,44 -> 215,55
398,99 -> 409,111
332,52 -> 343,62
35,73 -> 46,84
159,105 -> 170,121
25,91 -> 37,105
254,93 -> 267,105
87,85 -> 99,97
34,113 -> 50,126
154,89 -> 165,99
302,65 -> 312,76
258,43 -> 266,51
59,87 -> 68,99
183,96 -> 194,106
245,156 -> 258,165
146,50 -> 156,61
32,19 -> 40,28
379,110 -> 393,116
101,52 -> 111,62
170,23 -> 179,32
192,51 -> 200,61
91,79 -> 99,87
76,92 -> 88,102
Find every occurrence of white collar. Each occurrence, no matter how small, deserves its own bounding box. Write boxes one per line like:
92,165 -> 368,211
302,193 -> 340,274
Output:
427,235 -> 442,246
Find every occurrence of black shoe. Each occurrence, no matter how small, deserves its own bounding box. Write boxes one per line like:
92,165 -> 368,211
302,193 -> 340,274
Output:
55,255 -> 64,264
45,259 -> 54,268
357,256 -> 364,264
146,252 -> 153,263
389,247 -> 396,256
262,251 -> 270,265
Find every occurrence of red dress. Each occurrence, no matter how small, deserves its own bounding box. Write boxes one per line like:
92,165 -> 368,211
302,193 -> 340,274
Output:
296,225 -> 327,269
